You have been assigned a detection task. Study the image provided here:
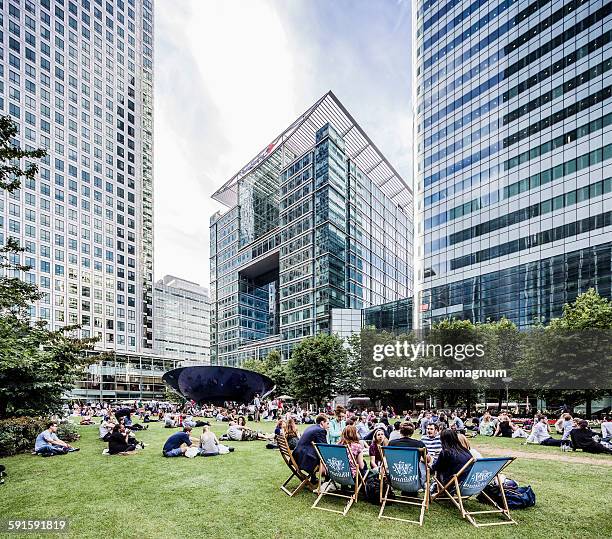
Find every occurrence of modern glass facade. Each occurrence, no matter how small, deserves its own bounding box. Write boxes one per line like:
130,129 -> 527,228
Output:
153,275 -> 210,365
0,0 -> 154,351
72,351 -> 179,402
210,92 -> 413,365
415,0 -> 612,327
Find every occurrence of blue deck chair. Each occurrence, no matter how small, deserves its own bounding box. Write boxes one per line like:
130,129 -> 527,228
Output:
379,446 -> 430,526
432,456 -> 517,527
311,443 -> 367,516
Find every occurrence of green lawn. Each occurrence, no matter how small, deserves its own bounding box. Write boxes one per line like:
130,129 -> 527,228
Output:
0,420 -> 610,539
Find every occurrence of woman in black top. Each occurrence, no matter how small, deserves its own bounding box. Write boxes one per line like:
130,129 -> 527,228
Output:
431,429 -> 473,486
495,414 -> 514,437
108,424 -> 138,455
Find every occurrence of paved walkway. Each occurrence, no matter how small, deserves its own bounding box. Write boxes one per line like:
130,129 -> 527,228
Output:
480,445 -> 612,466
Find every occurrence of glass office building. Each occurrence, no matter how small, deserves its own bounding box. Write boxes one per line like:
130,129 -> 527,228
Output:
210,92 -> 413,365
415,0 -> 612,327
72,351 -> 180,402
0,0 -> 154,351
153,275 -> 211,365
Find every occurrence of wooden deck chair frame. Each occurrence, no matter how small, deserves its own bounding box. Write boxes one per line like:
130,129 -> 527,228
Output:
432,456 -> 517,527
378,446 -> 430,526
276,434 -> 316,497
311,443 -> 367,516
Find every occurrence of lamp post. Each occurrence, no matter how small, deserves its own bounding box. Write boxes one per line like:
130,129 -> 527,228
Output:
502,377 -> 513,411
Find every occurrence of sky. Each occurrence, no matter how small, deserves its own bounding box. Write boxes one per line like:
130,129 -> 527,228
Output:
154,0 -> 413,287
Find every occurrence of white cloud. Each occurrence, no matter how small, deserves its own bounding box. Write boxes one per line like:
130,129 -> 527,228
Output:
154,0 -> 412,286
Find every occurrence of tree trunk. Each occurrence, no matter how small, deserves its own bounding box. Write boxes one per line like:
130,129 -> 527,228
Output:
466,390 -> 473,415
497,389 -> 503,412
585,390 -> 592,419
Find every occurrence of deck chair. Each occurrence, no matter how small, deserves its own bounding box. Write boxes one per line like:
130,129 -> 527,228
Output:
276,434 -> 316,497
379,446 -> 430,526
311,443 -> 366,516
432,456 -> 517,527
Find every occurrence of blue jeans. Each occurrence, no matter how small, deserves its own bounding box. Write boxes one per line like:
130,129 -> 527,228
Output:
37,445 -> 68,457
163,447 -> 184,457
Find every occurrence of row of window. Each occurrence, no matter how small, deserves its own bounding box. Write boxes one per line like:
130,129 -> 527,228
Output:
426,142 -> 612,230
451,210 -> 612,271
429,176 -> 612,253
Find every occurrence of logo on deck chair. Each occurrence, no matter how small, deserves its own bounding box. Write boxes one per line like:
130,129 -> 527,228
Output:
392,461 -> 418,484
463,470 -> 494,490
327,457 -> 350,478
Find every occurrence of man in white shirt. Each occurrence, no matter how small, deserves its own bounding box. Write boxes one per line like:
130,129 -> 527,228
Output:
526,415 -> 562,446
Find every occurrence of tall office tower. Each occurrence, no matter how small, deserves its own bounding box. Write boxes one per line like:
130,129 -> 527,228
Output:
0,0 -> 154,351
210,92 -> 413,366
415,0 -> 612,328
153,275 -> 211,365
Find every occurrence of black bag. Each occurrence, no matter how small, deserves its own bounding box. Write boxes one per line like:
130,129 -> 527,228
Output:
478,483 -> 536,509
364,473 -> 394,505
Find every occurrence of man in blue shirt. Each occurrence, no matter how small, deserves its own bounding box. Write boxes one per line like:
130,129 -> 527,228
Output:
35,422 -> 79,456
162,426 -> 196,457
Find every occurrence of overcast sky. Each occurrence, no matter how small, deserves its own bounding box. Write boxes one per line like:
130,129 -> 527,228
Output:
153,0 -> 413,287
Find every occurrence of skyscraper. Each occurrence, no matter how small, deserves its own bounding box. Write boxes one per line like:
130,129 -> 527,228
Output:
210,92 -> 413,366
416,0 -> 612,328
0,0 -> 154,351
153,275 -> 211,364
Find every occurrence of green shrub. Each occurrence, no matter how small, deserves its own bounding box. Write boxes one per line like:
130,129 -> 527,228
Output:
57,420 -> 80,442
0,417 -> 47,457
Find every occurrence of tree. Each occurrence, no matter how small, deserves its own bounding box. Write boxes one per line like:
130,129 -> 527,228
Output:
0,115 -> 97,418
286,333 -> 349,408
515,289 -> 612,418
243,349 -> 289,395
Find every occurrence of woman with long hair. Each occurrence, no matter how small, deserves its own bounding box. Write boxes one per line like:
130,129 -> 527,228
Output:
285,417 -> 300,450
339,425 -> 366,477
431,428 -> 473,487
369,427 -> 388,471
274,419 -> 286,437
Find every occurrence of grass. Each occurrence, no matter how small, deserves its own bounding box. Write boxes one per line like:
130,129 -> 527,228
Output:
0,420 -> 610,539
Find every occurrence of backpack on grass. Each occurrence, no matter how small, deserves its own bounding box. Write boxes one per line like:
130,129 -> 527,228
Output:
478,483 -> 536,509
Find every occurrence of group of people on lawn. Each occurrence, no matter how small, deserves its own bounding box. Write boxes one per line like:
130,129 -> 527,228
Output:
290,410 -> 482,491
33,403 -> 612,460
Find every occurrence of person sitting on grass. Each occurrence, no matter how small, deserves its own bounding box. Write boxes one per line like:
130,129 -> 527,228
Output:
108,424 -> 144,455
198,425 -> 225,456
388,421 -> 426,450
35,422 -> 80,457
388,421 -> 402,441
99,417 -> 116,442
570,420 -> 612,454
479,412 -> 495,436
420,422 -> 442,460
162,426 -> 198,457
525,415 -> 562,446
601,416 -> 612,442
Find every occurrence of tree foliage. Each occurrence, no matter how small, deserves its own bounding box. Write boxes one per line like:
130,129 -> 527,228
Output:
243,349 -> 289,395
286,333 -> 349,407
0,115 -> 97,418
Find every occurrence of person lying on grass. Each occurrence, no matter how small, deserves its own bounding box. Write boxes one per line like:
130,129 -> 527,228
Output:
225,420 -> 274,442
34,422 -> 80,457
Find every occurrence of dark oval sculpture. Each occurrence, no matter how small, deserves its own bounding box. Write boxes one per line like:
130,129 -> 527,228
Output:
162,366 -> 274,405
